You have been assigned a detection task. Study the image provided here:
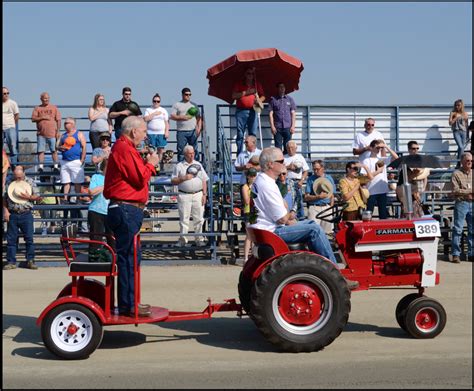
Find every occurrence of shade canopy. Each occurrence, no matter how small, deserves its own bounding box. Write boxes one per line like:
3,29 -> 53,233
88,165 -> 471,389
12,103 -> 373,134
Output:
207,48 -> 304,104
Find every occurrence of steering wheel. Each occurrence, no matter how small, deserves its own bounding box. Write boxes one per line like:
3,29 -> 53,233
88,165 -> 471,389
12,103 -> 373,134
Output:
315,201 -> 349,224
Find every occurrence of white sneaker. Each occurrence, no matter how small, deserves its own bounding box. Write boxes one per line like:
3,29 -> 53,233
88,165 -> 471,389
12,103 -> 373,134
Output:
196,240 -> 206,247
175,238 -> 187,247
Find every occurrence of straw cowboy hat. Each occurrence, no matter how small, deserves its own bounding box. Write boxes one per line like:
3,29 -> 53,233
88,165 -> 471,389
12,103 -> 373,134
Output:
162,150 -> 174,164
7,180 -> 32,204
249,155 -> 260,166
358,174 -> 370,186
410,168 -> 430,181
360,187 -> 370,204
312,177 -> 334,197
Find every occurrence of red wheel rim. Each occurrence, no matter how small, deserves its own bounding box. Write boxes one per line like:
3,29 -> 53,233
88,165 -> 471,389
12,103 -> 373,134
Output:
415,308 -> 439,331
278,281 -> 324,326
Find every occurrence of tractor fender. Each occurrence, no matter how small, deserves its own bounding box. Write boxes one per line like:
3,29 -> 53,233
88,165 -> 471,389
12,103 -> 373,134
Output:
37,296 -> 106,326
249,250 -> 333,282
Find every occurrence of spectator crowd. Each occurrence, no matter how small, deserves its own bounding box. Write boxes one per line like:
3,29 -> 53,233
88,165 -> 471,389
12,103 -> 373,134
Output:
2,83 -> 473,269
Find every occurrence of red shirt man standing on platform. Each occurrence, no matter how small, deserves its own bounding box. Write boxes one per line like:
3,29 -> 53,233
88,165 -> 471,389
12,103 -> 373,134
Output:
104,116 -> 159,317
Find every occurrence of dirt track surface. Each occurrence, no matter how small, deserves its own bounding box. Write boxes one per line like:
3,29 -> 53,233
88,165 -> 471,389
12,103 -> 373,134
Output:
2,261 -> 472,389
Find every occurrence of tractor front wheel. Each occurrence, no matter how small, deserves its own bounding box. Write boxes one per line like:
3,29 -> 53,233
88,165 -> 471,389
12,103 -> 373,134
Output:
395,293 -> 422,330
403,297 -> 447,339
250,253 -> 351,352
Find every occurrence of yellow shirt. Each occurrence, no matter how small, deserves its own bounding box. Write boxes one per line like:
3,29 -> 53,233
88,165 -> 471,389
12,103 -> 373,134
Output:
339,177 -> 365,212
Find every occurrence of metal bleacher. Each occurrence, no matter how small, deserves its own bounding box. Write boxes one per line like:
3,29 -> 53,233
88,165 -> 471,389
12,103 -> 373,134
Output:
215,103 -> 473,261
4,104 -> 228,265
3,103 -> 472,265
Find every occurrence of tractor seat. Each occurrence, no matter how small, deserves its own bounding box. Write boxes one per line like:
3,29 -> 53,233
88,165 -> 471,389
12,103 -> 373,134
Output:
287,243 -> 308,251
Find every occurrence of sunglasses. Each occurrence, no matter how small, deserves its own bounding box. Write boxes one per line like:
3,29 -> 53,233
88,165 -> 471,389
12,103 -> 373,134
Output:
184,93 -> 192,96
123,93 -> 131,96
366,124 -> 375,127
3,92 -> 10,95
153,100 -> 161,103
350,166 -> 359,170
273,159 -> 284,164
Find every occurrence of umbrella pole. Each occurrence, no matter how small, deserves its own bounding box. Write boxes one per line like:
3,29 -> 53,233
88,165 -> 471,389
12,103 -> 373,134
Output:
401,163 -> 413,220
257,112 -> 263,149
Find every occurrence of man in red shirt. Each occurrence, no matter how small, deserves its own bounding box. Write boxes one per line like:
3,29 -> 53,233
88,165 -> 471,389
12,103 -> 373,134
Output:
231,68 -> 265,156
104,116 -> 159,317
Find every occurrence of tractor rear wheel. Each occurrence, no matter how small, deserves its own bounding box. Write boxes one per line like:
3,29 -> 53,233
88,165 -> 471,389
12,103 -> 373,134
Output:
395,293 -> 422,330
250,253 -> 351,352
238,270 -> 252,315
403,297 -> 447,339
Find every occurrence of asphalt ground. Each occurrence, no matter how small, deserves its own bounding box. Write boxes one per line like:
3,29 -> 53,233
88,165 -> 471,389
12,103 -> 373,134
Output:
2,260 -> 472,389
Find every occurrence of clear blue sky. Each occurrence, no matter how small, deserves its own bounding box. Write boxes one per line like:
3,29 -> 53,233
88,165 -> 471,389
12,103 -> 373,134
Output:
3,2 -> 472,130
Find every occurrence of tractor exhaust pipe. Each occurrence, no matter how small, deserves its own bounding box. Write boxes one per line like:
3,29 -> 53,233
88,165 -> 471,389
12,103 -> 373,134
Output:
401,163 -> 413,220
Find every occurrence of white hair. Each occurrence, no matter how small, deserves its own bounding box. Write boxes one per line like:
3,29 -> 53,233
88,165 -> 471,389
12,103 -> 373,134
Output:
259,147 -> 283,171
183,145 -> 194,154
121,116 -> 145,136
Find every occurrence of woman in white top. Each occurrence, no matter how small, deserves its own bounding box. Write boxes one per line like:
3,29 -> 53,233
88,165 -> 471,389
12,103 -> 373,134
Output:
144,93 -> 170,162
88,94 -> 112,149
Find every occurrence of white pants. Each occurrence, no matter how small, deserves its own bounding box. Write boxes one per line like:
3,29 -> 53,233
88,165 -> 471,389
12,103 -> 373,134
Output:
308,204 -> 333,235
60,159 -> 85,184
177,191 -> 204,243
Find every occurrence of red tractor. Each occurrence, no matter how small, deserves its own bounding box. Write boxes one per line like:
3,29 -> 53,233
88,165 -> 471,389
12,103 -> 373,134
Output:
239,204 -> 447,352
37,205 -> 446,359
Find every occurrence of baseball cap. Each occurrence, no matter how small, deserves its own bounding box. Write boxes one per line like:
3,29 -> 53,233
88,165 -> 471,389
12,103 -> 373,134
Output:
99,132 -> 111,140
246,167 -> 257,177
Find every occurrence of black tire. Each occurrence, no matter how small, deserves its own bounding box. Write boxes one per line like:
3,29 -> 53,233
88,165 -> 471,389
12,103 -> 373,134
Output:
395,293 -> 422,331
404,297 -> 447,339
238,270 -> 252,315
250,253 -> 351,352
41,303 -> 103,359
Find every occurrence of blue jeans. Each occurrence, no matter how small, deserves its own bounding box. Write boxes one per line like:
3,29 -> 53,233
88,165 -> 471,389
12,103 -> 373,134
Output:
6,211 -> 35,264
453,130 -> 467,160
367,193 -> 389,219
451,200 -> 472,257
275,220 -> 337,264
291,179 -> 305,219
274,128 -> 292,155
3,127 -> 18,164
106,204 -> 144,312
235,109 -> 257,155
177,130 -> 198,162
